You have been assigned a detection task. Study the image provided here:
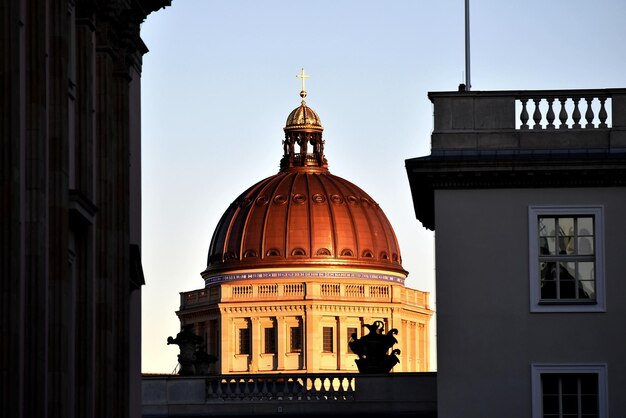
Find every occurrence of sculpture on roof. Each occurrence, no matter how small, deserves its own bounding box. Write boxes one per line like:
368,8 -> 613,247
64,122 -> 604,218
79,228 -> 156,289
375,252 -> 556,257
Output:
349,321 -> 401,373
167,324 -> 217,375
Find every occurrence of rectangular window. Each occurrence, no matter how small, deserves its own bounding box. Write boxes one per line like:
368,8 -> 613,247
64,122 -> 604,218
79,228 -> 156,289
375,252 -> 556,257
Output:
289,326 -> 302,352
238,328 -> 250,355
264,327 -> 276,354
529,207 -> 604,312
531,364 -> 607,418
347,327 -> 358,353
323,326 -> 334,353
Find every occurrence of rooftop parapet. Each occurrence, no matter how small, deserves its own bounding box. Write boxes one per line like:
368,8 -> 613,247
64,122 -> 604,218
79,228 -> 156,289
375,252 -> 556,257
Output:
428,88 -> 626,153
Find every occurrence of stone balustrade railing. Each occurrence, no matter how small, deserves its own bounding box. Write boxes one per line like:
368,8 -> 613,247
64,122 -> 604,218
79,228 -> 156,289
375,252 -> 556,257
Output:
180,282 -> 429,310
428,88 -> 626,151
206,373 -> 356,402
142,372 -> 437,417
517,92 -> 610,130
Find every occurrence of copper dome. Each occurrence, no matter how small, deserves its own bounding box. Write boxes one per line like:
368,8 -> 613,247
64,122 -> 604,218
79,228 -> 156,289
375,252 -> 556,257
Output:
203,82 -> 406,280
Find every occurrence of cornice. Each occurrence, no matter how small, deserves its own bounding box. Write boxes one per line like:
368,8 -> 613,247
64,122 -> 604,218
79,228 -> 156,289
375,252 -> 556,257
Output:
406,151 -> 626,230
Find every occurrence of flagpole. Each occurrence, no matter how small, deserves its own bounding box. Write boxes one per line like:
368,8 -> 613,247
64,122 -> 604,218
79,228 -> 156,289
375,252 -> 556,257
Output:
465,0 -> 471,91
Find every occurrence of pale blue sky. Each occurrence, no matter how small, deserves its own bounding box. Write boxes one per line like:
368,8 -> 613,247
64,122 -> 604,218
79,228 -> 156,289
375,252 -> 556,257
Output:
140,0 -> 626,372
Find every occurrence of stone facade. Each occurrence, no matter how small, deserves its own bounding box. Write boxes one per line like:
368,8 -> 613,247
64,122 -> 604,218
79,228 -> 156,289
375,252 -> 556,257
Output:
179,276 -> 431,374
0,1 -> 169,417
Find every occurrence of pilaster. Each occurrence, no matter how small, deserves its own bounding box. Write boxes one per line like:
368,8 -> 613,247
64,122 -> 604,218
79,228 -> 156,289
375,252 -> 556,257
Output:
276,316 -> 286,370
250,317 -> 260,372
304,305 -> 319,371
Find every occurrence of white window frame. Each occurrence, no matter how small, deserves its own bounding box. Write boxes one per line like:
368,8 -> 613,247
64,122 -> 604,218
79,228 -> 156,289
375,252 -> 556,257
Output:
531,363 -> 608,418
528,206 -> 605,312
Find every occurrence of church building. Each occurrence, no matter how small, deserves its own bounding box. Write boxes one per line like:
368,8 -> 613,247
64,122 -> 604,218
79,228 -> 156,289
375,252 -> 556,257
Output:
176,73 -> 432,374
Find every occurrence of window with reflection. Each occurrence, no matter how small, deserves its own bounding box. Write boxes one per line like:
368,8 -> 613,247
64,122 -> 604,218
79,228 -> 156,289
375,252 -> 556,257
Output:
538,216 -> 595,301
529,207 -> 604,312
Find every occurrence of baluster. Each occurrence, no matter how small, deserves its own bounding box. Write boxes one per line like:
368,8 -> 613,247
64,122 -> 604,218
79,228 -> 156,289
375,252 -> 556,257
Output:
532,98 -> 542,129
585,97 -> 595,128
598,97 -> 608,128
296,377 -> 305,400
216,378 -> 224,398
519,98 -> 529,129
309,377 -> 316,400
243,378 -> 251,398
281,378 -> 289,399
224,378 -> 233,397
546,98 -> 555,129
558,98 -> 568,129
234,378 -> 242,397
260,377 -> 268,399
572,98 -> 582,128
251,378 -> 260,400
289,377 -> 298,400
325,377 -> 333,400
207,378 -> 215,398
270,377 -> 278,399
336,377 -> 346,400
311,377 -> 320,400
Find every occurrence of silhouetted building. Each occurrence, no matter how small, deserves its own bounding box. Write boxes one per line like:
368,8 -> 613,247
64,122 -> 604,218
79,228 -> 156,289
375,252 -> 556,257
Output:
176,81 -> 432,375
1,1 -> 169,417
406,89 -> 626,417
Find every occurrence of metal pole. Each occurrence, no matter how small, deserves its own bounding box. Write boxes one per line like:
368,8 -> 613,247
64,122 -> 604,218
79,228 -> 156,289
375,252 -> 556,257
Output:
465,0 -> 471,91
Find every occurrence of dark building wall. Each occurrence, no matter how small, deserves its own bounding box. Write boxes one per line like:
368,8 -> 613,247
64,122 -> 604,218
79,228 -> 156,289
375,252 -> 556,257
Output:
0,1 -> 169,417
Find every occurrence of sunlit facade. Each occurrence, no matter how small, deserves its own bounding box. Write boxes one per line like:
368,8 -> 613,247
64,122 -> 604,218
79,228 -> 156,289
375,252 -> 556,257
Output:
177,81 -> 432,374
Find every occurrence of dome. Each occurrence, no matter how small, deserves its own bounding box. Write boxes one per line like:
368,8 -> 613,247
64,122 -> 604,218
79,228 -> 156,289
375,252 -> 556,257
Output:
284,102 -> 323,133
204,170 -> 405,278
202,72 -> 406,282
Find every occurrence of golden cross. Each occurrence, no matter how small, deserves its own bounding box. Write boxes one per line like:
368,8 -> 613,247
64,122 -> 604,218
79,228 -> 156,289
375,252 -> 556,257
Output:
296,68 -> 310,95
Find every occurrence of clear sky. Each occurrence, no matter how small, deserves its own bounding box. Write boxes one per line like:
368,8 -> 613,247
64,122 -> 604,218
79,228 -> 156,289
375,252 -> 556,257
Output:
139,0 -> 626,373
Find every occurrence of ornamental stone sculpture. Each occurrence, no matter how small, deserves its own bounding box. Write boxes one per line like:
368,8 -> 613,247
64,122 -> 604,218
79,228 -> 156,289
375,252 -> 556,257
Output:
348,321 -> 401,373
167,324 -> 206,375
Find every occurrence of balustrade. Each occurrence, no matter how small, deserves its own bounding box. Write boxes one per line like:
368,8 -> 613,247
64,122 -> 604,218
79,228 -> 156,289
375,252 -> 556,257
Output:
181,282 -> 426,307
283,283 -> 305,295
369,285 -> 390,298
345,284 -> 365,297
206,373 -> 356,402
232,285 -> 253,298
517,93 -> 610,130
321,283 -> 340,297
428,88 -> 625,152
258,283 -> 278,297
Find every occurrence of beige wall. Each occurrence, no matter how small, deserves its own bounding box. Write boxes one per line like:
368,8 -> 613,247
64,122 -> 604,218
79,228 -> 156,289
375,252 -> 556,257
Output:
178,277 -> 432,374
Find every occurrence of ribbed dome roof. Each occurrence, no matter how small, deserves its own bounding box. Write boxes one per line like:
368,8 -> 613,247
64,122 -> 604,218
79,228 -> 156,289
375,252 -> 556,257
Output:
202,73 -> 406,280
204,170 -> 405,278
284,103 -> 323,132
